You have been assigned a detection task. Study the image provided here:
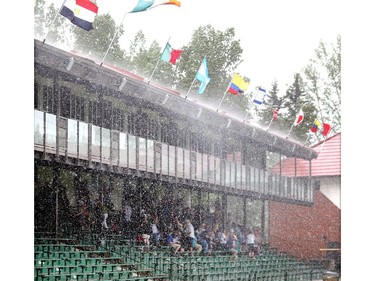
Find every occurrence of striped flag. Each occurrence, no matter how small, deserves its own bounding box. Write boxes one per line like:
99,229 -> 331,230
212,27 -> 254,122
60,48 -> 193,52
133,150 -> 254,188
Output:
130,0 -> 181,13
195,57 -> 211,94
60,0 -> 99,31
253,87 -> 267,105
160,42 -> 182,65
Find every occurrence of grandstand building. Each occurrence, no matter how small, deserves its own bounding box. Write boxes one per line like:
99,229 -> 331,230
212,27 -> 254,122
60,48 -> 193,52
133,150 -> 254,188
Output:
34,38 -> 338,280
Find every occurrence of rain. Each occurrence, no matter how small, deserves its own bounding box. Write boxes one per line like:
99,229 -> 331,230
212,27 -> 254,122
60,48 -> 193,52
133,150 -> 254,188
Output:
28,1 -> 345,281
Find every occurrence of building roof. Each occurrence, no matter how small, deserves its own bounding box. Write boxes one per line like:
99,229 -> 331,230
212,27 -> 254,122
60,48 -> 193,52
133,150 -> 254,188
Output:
272,133 -> 341,177
34,39 -> 318,160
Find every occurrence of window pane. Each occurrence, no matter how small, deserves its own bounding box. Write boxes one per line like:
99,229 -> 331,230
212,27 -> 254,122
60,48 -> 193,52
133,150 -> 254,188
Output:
91,125 -> 101,162
196,152 -> 202,181
161,143 -> 168,176
176,147 -> 184,178
45,113 -> 56,150
128,135 -> 136,169
67,119 -> 77,157
102,128 -> 110,163
34,110 -> 44,145
147,139 -> 154,172
184,148 -> 190,180
169,145 -> 175,177
119,133 -> 127,167
139,137 -> 146,171
79,122 -> 88,159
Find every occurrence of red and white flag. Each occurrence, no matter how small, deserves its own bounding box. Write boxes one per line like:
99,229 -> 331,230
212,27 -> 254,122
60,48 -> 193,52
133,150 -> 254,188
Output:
293,109 -> 304,126
272,107 -> 279,120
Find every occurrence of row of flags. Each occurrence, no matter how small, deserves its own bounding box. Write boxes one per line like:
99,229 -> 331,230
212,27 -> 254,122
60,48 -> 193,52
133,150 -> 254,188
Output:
55,0 -> 333,141
58,0 -> 181,31
270,107 -> 332,139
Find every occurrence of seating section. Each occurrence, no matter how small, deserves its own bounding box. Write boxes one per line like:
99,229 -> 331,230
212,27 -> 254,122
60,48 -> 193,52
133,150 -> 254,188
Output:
35,235 -> 325,281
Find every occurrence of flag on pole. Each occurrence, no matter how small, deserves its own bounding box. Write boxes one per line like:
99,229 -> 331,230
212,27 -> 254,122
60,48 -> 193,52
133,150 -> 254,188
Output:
160,42 -> 182,65
321,123 -> 331,136
195,57 -> 211,94
272,107 -> 280,120
60,0 -> 99,31
130,0 -> 181,13
253,87 -> 267,105
227,73 -> 249,95
293,108 -> 304,126
310,119 -> 321,133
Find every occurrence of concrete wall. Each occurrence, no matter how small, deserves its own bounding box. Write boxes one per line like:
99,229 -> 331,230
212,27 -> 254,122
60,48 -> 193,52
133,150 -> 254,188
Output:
319,176 -> 341,209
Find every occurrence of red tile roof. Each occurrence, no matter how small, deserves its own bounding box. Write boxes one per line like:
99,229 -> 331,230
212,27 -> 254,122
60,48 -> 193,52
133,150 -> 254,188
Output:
272,133 -> 341,177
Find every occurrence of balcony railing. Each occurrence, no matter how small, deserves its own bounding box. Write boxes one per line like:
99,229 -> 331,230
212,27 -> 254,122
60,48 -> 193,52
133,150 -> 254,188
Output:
34,110 -> 313,203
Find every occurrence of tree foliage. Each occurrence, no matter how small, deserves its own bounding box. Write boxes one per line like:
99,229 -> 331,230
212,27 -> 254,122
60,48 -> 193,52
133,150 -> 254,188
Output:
33,1 -> 340,144
73,14 -> 125,64
303,35 -> 341,135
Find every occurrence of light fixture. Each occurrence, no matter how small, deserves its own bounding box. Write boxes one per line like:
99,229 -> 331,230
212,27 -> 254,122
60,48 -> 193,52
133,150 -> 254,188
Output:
161,94 -> 169,105
66,58 -> 74,71
118,78 -> 127,90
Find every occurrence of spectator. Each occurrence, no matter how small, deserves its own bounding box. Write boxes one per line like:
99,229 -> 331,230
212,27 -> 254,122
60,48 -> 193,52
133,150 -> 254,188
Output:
151,214 -> 161,248
246,228 -> 256,257
184,219 -> 202,256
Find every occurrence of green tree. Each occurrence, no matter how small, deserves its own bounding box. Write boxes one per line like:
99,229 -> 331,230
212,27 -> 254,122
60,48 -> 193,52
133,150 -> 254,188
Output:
175,25 -> 245,108
256,80 -> 283,127
34,1 -> 69,45
34,0 -> 46,39
279,73 -> 316,141
303,35 -> 341,134
72,14 -> 125,64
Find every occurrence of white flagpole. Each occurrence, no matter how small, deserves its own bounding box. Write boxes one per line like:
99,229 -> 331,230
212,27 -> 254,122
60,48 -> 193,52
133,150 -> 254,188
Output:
243,89 -> 255,122
100,11 -> 128,66
285,123 -> 294,139
184,78 -> 196,99
216,78 -> 233,112
43,0 -> 67,44
266,118 -> 274,131
148,36 -> 171,84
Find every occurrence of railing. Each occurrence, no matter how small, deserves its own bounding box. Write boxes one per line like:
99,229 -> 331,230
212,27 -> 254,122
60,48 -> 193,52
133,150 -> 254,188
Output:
34,110 -> 313,203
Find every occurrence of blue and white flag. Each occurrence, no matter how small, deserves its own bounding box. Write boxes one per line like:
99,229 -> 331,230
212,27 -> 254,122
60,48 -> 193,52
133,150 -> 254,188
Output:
195,56 -> 211,94
253,86 -> 266,105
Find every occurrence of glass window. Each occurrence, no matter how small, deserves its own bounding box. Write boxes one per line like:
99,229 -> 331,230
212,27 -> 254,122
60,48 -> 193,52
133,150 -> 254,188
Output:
79,122 -> 88,159
91,125 -> 101,162
34,110 -> 44,145
111,131 -> 119,166
102,128 -> 111,163
196,152 -> 202,181
139,137 -> 147,171
128,135 -> 136,169
161,143 -> 168,176
119,132 -> 128,167
176,147 -> 184,178
183,148 -> 190,180
169,145 -> 176,177
45,113 -> 56,150
67,119 -> 77,157
147,139 -> 154,172
202,154 -> 208,183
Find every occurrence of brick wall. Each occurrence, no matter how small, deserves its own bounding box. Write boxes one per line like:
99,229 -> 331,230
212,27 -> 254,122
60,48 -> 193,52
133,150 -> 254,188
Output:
268,189 -> 341,260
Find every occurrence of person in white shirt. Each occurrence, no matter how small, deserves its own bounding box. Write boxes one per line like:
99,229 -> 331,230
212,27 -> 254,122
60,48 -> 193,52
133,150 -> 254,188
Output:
246,229 -> 256,257
184,219 -> 202,255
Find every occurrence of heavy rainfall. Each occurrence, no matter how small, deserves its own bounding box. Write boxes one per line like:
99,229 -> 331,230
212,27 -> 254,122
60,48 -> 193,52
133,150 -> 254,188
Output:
33,1 -> 341,281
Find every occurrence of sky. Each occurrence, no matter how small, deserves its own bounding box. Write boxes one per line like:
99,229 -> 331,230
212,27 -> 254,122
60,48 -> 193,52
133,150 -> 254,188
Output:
43,0 -> 342,94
